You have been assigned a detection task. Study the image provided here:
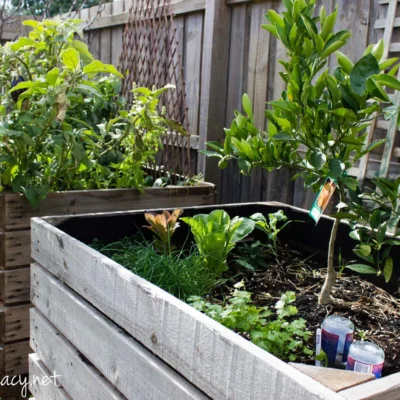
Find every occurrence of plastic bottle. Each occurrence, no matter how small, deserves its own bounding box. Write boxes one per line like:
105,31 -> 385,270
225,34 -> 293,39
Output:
321,315 -> 354,367
346,341 -> 385,378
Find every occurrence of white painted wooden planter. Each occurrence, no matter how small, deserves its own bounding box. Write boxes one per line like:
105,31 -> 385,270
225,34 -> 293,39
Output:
29,203 -> 400,400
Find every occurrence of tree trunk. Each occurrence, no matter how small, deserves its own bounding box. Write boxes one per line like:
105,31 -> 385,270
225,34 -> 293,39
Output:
318,217 -> 340,304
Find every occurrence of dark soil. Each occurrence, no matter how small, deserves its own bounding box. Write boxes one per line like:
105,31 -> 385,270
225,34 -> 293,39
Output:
214,244 -> 400,377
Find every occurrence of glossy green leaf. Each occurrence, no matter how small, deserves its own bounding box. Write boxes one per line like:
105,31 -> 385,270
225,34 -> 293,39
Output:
370,209 -> 381,229
242,93 -> 253,117
379,58 -> 398,71
383,257 -> 393,283
373,74 -> 400,91
336,51 -> 354,74
262,24 -> 279,38
328,159 -> 345,178
320,9 -> 337,40
342,176 -> 358,190
320,41 -> 346,59
346,264 -> 377,274
350,53 -> 380,95
199,150 -> 223,159
371,39 -> 384,62
309,150 -> 326,170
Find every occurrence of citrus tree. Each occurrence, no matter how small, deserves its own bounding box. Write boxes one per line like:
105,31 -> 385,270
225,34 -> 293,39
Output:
203,0 -> 400,304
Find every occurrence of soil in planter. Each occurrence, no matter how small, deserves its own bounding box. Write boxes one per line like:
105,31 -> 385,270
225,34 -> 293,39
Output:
215,244 -> 400,377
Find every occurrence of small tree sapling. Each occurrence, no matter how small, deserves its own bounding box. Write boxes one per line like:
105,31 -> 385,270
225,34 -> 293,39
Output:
202,0 -> 400,304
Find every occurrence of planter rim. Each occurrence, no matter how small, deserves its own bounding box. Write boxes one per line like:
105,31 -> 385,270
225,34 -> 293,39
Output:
0,181 -> 215,198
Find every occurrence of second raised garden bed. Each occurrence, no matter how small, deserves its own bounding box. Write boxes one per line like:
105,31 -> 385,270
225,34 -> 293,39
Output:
0,183 -> 215,377
29,202 -> 400,400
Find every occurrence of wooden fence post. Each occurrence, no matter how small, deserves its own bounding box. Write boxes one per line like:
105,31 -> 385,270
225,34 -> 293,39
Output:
198,0 -> 231,189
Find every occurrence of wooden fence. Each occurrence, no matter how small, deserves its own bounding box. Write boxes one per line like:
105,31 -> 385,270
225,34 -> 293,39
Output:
1,0 -> 400,209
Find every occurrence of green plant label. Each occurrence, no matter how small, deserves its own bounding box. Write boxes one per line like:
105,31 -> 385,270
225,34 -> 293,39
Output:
309,177 -> 337,223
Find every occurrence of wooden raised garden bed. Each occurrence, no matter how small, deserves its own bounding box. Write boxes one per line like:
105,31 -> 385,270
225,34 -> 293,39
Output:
0,183 -> 215,377
29,202 -> 400,400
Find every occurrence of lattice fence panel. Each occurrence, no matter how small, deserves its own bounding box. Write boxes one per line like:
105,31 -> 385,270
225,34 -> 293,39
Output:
119,0 -> 191,181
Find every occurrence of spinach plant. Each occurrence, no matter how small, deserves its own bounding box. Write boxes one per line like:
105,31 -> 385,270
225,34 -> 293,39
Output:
181,210 -> 255,275
189,282 -> 312,361
144,209 -> 182,254
234,240 -> 271,270
202,0 -> 400,303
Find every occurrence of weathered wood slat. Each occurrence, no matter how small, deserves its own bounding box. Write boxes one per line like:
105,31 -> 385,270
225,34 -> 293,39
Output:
245,2 -> 270,202
339,371 -> 400,399
378,0 -> 399,4
197,0 -> 231,183
184,12 -> 203,136
4,340 -> 32,376
30,311 -> 125,400
289,363 -> 375,393
375,17 -> 400,29
0,230 -> 31,269
382,0 -> 397,60
111,1 -> 124,67
86,0 -> 206,31
0,304 -> 32,343
99,3 -> 112,65
0,267 -> 30,305
31,217 -> 343,400
0,345 -> 4,376
219,4 -> 246,204
29,354 -> 72,400
31,265 -> 208,400
390,42 -> 400,52
0,184 -> 215,231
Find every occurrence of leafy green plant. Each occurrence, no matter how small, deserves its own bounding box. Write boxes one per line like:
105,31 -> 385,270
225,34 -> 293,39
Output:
181,210 -> 255,275
250,210 -> 290,255
144,209 -> 182,254
343,178 -> 400,282
92,237 -> 220,301
202,0 -> 400,304
189,282 -> 312,361
234,240 -> 271,270
0,19 -> 183,206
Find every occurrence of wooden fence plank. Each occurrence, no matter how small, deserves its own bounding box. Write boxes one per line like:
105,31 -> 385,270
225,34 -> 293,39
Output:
198,0 -> 231,183
30,312 -> 124,400
184,12 -> 203,136
111,1 -> 125,67
31,217 -> 344,400
99,2 -> 113,64
31,265 -> 208,400
220,4 -> 247,203
29,354 -> 72,400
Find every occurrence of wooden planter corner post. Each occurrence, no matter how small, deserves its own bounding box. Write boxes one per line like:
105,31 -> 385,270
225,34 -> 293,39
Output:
0,184 -> 215,378
29,203 -> 400,400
